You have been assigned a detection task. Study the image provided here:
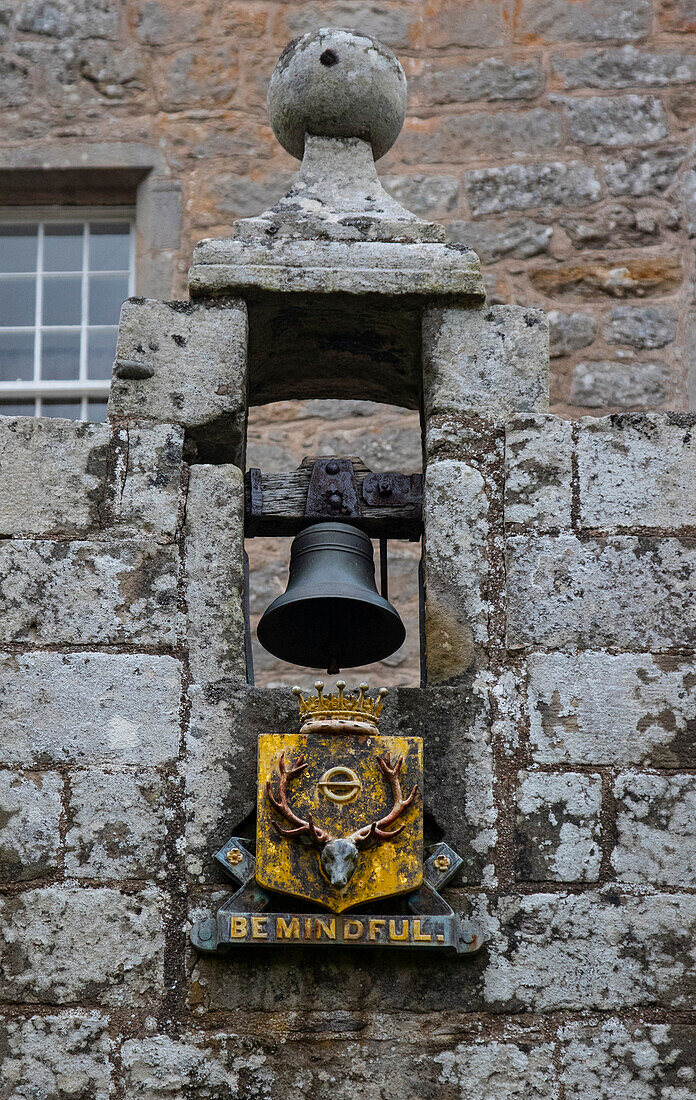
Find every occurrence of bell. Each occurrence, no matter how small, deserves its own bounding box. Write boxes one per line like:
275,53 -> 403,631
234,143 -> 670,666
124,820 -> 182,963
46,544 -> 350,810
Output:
257,522 -> 405,671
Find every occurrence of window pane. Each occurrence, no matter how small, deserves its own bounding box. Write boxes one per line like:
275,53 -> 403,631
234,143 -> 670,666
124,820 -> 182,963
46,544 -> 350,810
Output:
0,330 -> 34,381
87,326 -> 117,380
44,224 -> 83,272
87,400 -> 108,422
42,276 -> 82,326
89,222 -> 131,271
0,276 -> 36,326
89,274 -> 128,325
41,329 -> 80,381
0,225 -> 38,273
42,400 -> 81,419
0,400 -> 35,416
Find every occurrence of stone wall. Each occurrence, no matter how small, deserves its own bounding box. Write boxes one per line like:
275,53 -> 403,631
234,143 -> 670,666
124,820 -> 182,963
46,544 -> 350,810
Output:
3,0 -> 696,412
1,405 -> 694,1096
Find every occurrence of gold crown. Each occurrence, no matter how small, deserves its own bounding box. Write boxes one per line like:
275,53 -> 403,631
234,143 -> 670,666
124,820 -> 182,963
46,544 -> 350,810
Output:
292,680 -> 387,731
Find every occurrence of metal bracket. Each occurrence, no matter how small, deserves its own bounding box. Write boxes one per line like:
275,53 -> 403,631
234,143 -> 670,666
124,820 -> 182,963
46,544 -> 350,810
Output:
305,458 -> 361,520
362,472 -> 422,509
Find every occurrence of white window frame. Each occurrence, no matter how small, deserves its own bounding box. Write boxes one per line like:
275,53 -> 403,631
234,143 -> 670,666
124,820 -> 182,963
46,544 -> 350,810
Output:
0,205 -> 135,419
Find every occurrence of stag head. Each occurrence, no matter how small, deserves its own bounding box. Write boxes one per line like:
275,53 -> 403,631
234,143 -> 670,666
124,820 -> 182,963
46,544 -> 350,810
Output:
266,751 -> 418,890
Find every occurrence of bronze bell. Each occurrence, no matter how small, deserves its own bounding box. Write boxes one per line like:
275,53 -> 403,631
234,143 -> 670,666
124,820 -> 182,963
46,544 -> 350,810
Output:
257,522 -> 405,672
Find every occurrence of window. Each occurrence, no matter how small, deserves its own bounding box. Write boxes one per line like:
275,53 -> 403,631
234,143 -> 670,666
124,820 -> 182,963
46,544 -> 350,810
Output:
0,210 -> 135,421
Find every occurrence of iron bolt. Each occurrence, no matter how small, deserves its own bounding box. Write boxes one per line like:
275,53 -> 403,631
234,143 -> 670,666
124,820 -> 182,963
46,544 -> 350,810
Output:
326,460 -> 339,474
328,491 -> 343,507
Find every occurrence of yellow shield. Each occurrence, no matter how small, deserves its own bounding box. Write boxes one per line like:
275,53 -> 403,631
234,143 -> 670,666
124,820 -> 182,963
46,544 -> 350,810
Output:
256,733 -> 423,913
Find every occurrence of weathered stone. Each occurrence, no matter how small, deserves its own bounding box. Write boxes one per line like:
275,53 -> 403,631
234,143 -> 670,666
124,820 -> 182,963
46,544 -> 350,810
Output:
17,0 -> 119,39
660,0 -> 696,32
281,3 -> 416,51
506,535 -> 696,650
612,772 -> 696,885
423,459 -> 490,681
560,203 -> 680,248
682,167 -> 696,236
465,161 -> 600,216
530,256 -> 682,298
577,413 -> 696,528
515,0 -> 652,41
400,110 -> 562,164
423,305 -> 549,421
0,771 -> 62,882
412,57 -> 543,106
108,298 -> 248,465
185,465 -> 246,686
120,1034 -> 243,1099
553,44 -> 696,89
560,1018 -> 696,1099
383,174 -> 460,217
448,219 -> 552,263
604,145 -> 687,196
558,94 -> 668,146
0,1012 -> 114,1100
0,540 -> 181,646
548,310 -> 597,357
112,423 -> 184,538
485,890 -> 696,1010
0,886 -> 164,1005
0,652 -> 181,766
65,768 -> 165,880
570,360 -> 670,408
528,651 -> 696,767
433,1036 -> 558,1098
153,44 -> 237,112
505,416 -> 573,530
424,0 -> 505,48
515,771 -> 602,882
603,305 -> 678,348
267,29 -> 406,162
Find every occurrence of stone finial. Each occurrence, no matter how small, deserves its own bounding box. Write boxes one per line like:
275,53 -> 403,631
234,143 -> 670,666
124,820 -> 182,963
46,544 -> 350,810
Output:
268,28 -> 407,162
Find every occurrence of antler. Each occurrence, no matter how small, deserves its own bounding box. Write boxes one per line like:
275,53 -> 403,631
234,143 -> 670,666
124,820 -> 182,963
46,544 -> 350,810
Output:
266,752 -> 330,848
348,753 -> 418,850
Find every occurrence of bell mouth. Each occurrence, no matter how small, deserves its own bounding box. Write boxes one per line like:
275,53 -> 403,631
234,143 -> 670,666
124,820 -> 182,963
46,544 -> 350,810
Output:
257,590 -> 405,669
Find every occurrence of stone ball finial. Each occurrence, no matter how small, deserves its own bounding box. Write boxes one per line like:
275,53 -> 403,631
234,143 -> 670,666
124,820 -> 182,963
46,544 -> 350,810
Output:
268,28 -> 407,161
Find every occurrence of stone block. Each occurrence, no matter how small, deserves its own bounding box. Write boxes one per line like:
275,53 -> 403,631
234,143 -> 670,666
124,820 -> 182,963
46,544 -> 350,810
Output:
612,772 -> 696,885
423,459 -> 490,682
423,305 -> 549,421
65,768 -> 165,880
530,257 -> 681,298
548,310 -> 597,357
515,0 -> 652,41
185,465 -> 246,686
559,94 -> 668,146
449,219 -> 552,263
505,415 -> 573,531
485,890 -> 696,1011
412,57 -> 543,106
603,305 -> 677,348
280,3 -> 417,50
0,418 -> 110,537
382,174 -> 460,218
527,651 -> 696,767
560,203 -> 679,248
0,886 -> 164,1005
515,771 -> 602,882
577,413 -> 696,529
560,1018 -> 696,1099
604,145 -> 687,196
660,0 -> 696,32
0,1012 -> 114,1100
506,535 -> 696,650
553,44 -> 696,89
112,423 -> 184,538
108,298 -> 248,465
0,540 -> 181,646
0,771 -> 62,882
465,161 -> 600,216
570,360 -> 670,408
424,0 -> 505,48
434,1036 -> 558,1098
0,652 -> 181,766
400,110 -> 562,164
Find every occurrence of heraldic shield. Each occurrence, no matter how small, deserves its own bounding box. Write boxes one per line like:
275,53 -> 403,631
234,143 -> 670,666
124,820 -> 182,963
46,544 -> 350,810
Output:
256,721 -> 423,913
